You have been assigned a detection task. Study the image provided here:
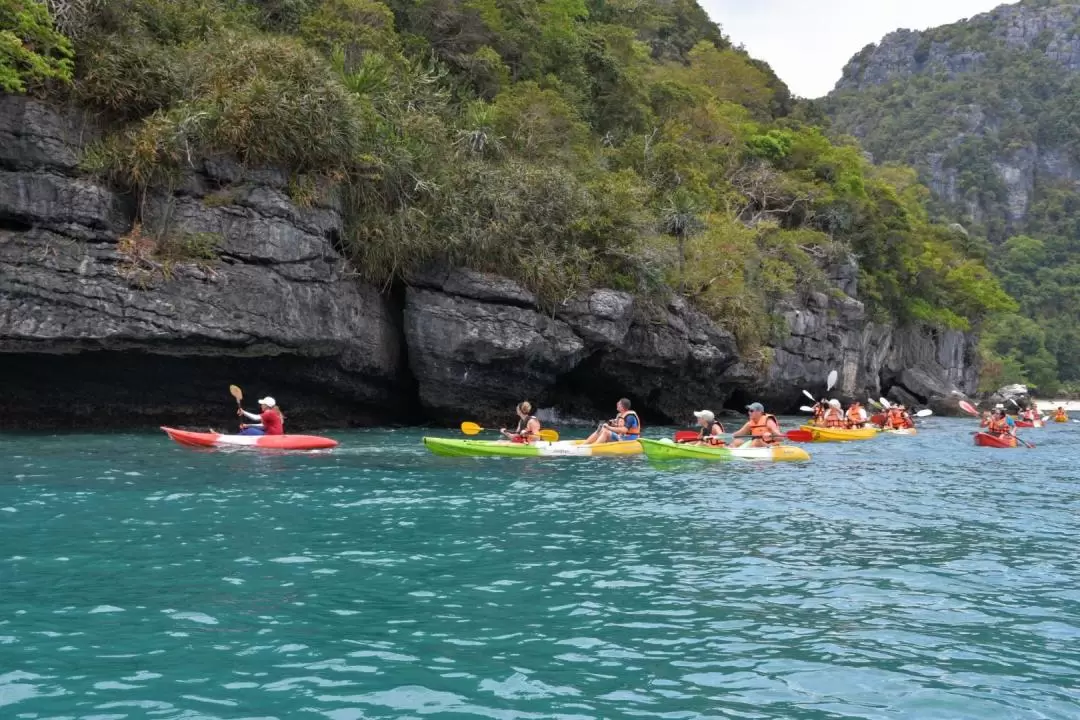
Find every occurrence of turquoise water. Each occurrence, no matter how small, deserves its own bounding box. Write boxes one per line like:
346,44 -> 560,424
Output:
2,419 -> 1079,719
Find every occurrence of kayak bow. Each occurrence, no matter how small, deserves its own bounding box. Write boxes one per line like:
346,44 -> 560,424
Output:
973,432 -> 1018,449
799,425 -> 879,442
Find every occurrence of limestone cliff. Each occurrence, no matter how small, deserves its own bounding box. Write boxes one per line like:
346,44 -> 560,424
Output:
827,0 -> 1080,229
0,96 -> 976,428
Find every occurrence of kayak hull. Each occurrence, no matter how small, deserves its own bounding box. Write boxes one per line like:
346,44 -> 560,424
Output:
973,432 -> 1017,449
1014,420 -> 1043,428
799,425 -> 879,442
883,428 -> 917,436
640,438 -> 810,462
1054,418 -> 1069,423
161,427 -> 337,450
423,437 -> 641,457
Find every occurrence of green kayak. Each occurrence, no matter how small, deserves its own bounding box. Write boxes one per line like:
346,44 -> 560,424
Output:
639,438 -> 810,462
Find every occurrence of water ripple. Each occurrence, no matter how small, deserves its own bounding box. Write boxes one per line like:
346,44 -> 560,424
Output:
0,423 -> 1078,718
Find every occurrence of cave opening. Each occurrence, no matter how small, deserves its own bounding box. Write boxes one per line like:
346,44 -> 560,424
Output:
0,351 -> 417,430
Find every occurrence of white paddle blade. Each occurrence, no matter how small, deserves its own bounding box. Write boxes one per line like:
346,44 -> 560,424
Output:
802,389 -> 816,402
826,370 -> 838,391
879,397 -> 891,409
915,409 -> 933,417
799,406 -> 814,413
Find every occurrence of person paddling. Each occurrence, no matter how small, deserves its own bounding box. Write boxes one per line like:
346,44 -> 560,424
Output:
691,410 -> 725,446
1055,406 -> 1069,422
501,401 -> 542,443
731,402 -> 781,448
884,404 -> 914,430
584,398 -> 641,445
238,397 -> 284,436
845,401 -> 868,428
822,399 -> 845,428
986,407 -> 1015,438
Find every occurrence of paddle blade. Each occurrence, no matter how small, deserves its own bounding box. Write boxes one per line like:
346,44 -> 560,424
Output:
674,430 -> 700,443
460,421 -> 483,435
958,400 -> 979,417
826,370 -> 838,391
802,389 -> 817,402
229,384 -> 243,403
799,406 -> 815,413
868,398 -> 882,409
538,429 -> 560,442
786,430 -> 814,442
915,409 -> 933,418
879,397 -> 891,409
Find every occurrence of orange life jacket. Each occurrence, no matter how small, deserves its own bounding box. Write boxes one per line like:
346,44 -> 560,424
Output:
846,406 -> 865,426
750,414 -> 781,444
823,408 -> 845,428
988,417 -> 1010,435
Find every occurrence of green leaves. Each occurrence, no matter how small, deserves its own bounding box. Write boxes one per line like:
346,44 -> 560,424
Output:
0,0 -> 74,93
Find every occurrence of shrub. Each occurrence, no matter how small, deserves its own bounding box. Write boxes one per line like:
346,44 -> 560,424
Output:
0,0 -> 74,93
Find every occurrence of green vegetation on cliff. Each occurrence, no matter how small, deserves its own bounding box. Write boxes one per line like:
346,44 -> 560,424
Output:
825,0 -> 1080,392
9,0 -> 1011,354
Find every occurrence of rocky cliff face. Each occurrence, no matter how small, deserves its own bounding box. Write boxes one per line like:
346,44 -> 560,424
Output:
828,1 -> 1080,228
0,95 -> 976,428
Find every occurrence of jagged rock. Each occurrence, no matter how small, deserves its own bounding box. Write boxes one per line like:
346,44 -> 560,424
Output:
0,95 -> 411,429
556,289 -> 634,347
403,284 -> 586,422
986,383 -> 1031,410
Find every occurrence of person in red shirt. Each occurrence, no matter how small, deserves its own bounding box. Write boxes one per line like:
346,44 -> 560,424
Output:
238,397 -> 284,435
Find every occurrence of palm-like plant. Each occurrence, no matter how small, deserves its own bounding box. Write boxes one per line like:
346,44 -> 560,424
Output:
660,189 -> 704,290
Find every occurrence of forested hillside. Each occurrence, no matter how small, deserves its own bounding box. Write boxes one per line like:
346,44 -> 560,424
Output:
4,0 -> 1011,359
826,0 -> 1080,393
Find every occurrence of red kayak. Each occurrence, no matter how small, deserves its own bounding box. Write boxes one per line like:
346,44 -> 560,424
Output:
1013,420 -> 1043,428
973,432 -> 1017,449
161,427 -> 338,450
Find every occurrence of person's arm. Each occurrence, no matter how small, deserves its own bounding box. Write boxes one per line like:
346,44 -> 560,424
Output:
526,418 -> 541,436
731,421 -> 752,437
765,418 -> 781,438
240,409 -> 262,422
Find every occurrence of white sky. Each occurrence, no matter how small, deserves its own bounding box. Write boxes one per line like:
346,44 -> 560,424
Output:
700,0 -> 1007,98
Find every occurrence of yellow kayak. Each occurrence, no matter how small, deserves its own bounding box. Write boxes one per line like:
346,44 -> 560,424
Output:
800,425 -> 879,442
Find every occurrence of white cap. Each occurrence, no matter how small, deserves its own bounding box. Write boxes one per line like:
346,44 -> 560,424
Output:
829,399 -> 842,409
258,397 -> 276,407
693,410 -> 715,422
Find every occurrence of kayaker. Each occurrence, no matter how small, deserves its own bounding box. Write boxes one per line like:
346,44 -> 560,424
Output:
986,407 -> 1015,438
238,397 -> 284,436
583,398 -> 641,445
731,402 -> 781,448
822,399 -> 845,428
501,401 -> 541,443
884,405 -> 914,430
1055,406 -> 1068,422
811,401 -> 826,426
691,410 -> 726,446
845,401 -> 868,428
980,411 -> 992,428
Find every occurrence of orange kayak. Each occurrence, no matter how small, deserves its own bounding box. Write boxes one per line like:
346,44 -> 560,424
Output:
161,427 -> 337,450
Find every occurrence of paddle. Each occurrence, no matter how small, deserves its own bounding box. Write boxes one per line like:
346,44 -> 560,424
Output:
915,409 -> 933,418
959,400 -> 979,417
799,405 -> 815,413
802,389 -> 817,403
230,384 -> 243,408
879,397 -> 891,409
827,370 -> 838,392
868,398 -> 883,410
460,421 -> 559,442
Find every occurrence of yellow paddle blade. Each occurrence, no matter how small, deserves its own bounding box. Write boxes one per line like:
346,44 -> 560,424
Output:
460,421 -> 483,435
539,428 -> 559,442
229,385 -> 243,403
